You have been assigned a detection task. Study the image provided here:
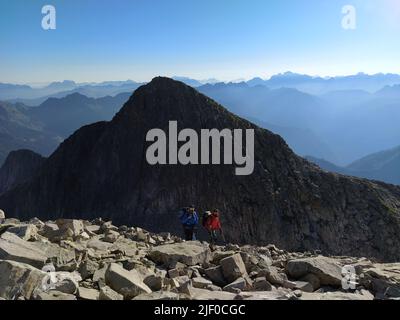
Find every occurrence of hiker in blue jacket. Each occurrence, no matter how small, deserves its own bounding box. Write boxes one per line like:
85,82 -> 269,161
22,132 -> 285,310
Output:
179,205 -> 199,241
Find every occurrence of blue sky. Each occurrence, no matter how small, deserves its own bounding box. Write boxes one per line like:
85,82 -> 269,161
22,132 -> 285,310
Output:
1,0 -> 400,83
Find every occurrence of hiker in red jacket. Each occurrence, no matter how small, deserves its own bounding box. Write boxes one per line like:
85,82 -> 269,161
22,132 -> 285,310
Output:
203,209 -> 224,246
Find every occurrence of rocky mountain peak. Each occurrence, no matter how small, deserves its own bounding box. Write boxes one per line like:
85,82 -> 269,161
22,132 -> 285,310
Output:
0,79 -> 400,262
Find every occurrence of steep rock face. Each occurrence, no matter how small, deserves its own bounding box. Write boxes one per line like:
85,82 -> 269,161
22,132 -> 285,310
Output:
0,78 -> 400,261
0,150 -> 45,195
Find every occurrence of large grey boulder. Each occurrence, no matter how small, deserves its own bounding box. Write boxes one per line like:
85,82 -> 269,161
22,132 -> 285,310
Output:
78,287 -> 99,300
286,256 -> 343,287
133,291 -> 181,300
204,266 -> 227,287
220,253 -> 248,283
148,241 -> 212,267
105,263 -> 152,299
358,263 -> 400,298
0,260 -> 46,300
0,232 -> 47,268
99,285 -> 124,300
7,224 -> 38,241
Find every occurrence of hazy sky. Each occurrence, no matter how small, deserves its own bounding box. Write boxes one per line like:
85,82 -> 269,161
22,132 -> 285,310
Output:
1,0 -> 400,83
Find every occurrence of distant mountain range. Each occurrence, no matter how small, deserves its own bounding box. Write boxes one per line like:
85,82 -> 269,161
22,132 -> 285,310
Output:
173,72 -> 400,94
0,80 -> 142,103
0,93 -> 130,164
307,145 -> 400,186
198,81 -> 400,165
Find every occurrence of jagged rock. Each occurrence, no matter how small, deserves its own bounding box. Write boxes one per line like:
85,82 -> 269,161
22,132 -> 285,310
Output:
239,288 -> 293,300
79,260 -> 99,280
252,277 -> 273,291
286,256 -> 342,287
143,274 -> 164,291
85,225 -> 100,235
192,277 -> 213,289
93,265 -> 108,286
7,224 -> 38,241
78,287 -> 99,300
56,219 -> 84,239
34,290 -> 77,300
105,263 -> 152,299
220,254 -> 247,283
0,260 -> 46,300
223,277 -> 247,293
87,238 -> 113,252
148,241 -> 212,267
133,291 -> 180,300
294,281 -> 314,293
30,241 -> 76,271
358,263 -> 400,298
28,217 -> 45,228
39,223 -> 59,239
299,273 -> 321,291
211,251 -> 236,264
184,286 -> 237,300
258,266 -> 292,288
103,230 -> 120,243
99,285 -> 123,300
204,266 -> 227,287
300,290 -> 374,300
0,232 -> 47,268
51,272 -> 81,294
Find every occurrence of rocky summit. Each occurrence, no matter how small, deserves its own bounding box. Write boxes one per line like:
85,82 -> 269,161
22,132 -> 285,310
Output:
0,78 -> 400,262
1,217 -> 400,301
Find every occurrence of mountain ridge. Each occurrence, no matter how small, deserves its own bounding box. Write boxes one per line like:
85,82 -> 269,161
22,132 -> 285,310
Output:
1,77 -> 400,262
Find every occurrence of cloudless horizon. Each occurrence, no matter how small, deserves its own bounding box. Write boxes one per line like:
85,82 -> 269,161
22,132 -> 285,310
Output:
1,0 -> 400,84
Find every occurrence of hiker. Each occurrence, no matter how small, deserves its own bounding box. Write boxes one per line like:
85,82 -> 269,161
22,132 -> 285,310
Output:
203,209 -> 224,245
179,205 -> 199,241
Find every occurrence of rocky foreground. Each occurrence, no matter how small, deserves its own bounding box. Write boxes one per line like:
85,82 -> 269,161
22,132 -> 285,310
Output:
0,214 -> 399,300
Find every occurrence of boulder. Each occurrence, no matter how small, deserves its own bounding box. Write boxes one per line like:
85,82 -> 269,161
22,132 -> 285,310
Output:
0,232 -> 47,268
105,263 -> 152,299
299,273 -> 321,291
33,290 -> 77,300
300,290 -> 374,300
79,260 -> 100,280
294,281 -> 314,293
0,260 -> 46,300
204,266 -> 227,287
7,224 -> 38,241
185,287 -> 237,300
358,263 -> 400,298
252,277 -> 273,291
78,287 -> 99,300
148,241 -> 212,267
144,274 -> 164,291
223,277 -> 247,293
49,272 -> 81,294
99,285 -> 123,300
286,257 -> 343,287
56,219 -> 84,238
192,277 -> 213,289
103,230 -> 120,243
133,291 -> 180,300
220,253 -> 247,283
